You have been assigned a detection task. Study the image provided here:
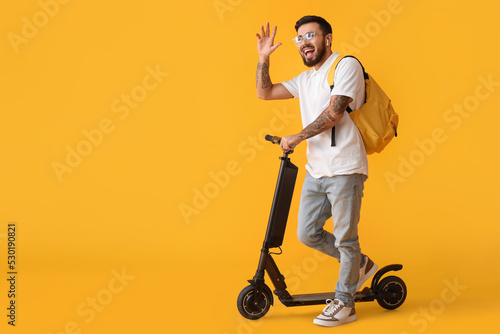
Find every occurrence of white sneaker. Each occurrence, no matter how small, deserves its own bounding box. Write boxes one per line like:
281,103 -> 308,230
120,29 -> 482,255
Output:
313,299 -> 357,327
357,255 -> 378,291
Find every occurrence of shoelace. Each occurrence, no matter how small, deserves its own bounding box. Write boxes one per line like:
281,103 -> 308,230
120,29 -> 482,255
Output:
323,299 -> 341,315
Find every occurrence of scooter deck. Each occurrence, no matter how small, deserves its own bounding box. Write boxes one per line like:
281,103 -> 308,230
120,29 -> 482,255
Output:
284,288 -> 378,307
291,292 -> 336,302
281,292 -> 336,306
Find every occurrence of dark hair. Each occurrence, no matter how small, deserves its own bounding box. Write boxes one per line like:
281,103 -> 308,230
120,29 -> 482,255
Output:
295,15 -> 332,35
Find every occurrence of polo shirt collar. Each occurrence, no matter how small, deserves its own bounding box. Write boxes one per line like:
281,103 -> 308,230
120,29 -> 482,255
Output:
312,51 -> 340,75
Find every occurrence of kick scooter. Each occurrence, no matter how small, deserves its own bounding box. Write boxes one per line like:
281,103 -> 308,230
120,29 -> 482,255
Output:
237,135 -> 407,320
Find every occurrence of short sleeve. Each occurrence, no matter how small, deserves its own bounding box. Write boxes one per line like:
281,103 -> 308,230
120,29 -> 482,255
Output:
330,57 -> 365,103
281,76 -> 299,98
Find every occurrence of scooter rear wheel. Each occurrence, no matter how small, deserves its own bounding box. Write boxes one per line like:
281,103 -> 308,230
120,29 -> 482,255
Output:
376,275 -> 407,310
237,284 -> 272,320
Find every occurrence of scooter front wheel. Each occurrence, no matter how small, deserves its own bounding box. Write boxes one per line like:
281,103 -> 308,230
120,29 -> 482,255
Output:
237,284 -> 273,320
376,276 -> 407,310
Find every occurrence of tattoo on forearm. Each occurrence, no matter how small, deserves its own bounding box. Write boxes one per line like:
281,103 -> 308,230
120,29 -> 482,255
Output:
332,95 -> 351,115
297,95 -> 352,141
256,62 -> 272,89
256,62 -> 262,87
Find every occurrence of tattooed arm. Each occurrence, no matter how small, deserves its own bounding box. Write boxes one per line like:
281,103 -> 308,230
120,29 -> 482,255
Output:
256,61 -> 271,90
280,95 -> 353,152
255,59 -> 292,100
255,23 -> 293,100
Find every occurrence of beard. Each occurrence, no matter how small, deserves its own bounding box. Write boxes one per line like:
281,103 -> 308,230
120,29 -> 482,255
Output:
300,42 -> 327,67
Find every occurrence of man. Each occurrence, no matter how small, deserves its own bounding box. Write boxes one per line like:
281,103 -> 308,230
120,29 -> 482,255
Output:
255,16 -> 378,327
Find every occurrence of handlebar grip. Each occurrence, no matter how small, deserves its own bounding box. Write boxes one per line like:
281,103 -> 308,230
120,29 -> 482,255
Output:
265,135 -> 281,144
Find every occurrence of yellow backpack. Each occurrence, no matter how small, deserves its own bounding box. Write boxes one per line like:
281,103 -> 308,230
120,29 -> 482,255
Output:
328,55 -> 398,154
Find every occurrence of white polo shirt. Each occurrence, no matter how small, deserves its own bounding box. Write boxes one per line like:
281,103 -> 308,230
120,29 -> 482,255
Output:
282,51 -> 368,178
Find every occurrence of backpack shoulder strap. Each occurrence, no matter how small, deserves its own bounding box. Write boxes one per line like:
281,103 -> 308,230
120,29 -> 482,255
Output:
327,54 -> 346,90
327,55 -> 368,90
327,55 -> 367,147
327,55 -> 346,148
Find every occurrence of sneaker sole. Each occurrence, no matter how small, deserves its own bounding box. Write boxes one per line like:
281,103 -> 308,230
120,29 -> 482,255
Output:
313,314 -> 357,327
357,262 -> 379,291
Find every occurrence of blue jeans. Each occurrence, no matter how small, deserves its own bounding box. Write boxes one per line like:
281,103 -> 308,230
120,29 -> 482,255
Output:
297,172 -> 367,308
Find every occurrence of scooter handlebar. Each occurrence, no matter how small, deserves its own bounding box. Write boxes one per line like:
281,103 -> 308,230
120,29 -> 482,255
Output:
265,135 -> 281,144
265,135 -> 295,153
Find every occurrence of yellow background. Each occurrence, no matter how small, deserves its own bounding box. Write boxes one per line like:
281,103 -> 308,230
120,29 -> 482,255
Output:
1,0 -> 499,333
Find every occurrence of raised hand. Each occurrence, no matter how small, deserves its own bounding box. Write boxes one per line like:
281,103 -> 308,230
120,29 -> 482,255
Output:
255,22 -> 282,57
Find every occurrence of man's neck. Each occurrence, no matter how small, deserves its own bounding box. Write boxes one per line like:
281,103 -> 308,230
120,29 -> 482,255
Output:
313,49 -> 333,71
